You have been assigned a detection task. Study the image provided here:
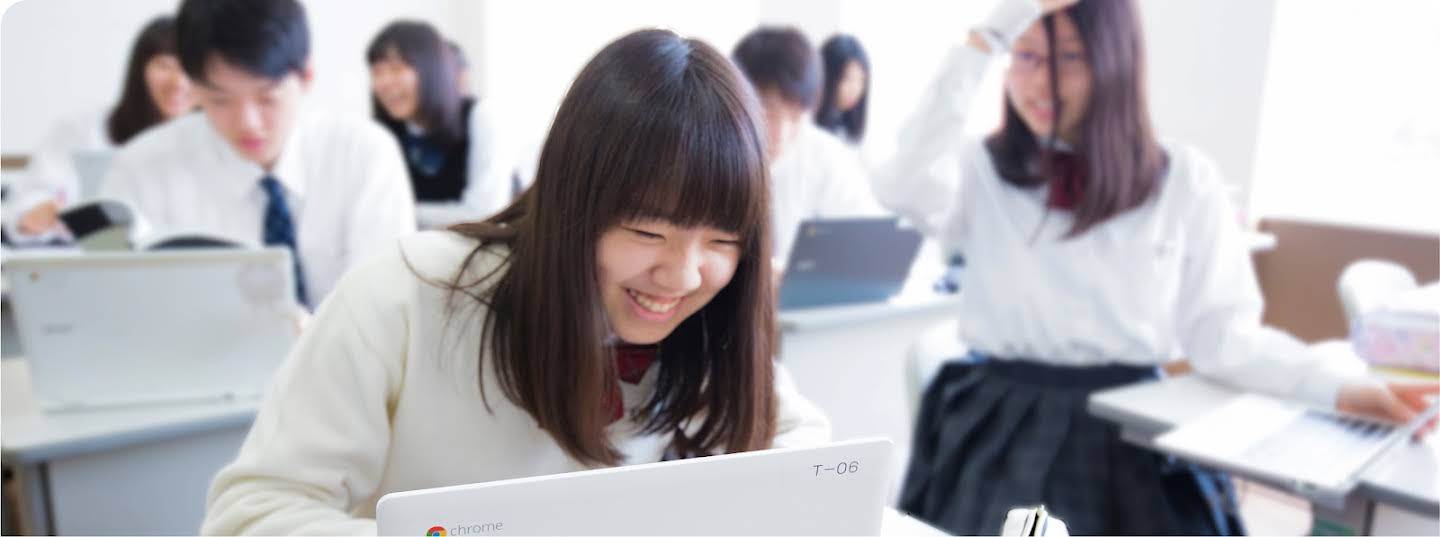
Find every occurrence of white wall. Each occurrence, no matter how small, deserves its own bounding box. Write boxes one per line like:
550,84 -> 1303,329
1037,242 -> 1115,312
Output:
758,0 -> 842,46
1138,0 -> 1278,219
476,0 -> 762,166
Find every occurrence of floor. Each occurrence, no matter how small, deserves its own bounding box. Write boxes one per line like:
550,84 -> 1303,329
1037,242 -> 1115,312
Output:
1236,478 -> 1314,535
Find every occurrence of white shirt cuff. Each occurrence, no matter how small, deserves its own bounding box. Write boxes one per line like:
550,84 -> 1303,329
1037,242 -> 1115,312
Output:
977,0 -> 1044,50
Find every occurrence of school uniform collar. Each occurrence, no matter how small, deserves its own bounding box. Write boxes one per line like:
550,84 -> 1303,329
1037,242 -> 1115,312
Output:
1044,139 -> 1076,153
270,128 -> 307,199
202,111 -> 309,200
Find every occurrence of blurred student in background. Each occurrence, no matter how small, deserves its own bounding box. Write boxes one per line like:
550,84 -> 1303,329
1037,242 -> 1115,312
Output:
731,27 -> 882,269
202,29 -> 828,534
447,40 -> 474,98
99,0 -> 415,308
814,34 -> 870,146
3,15 -> 194,244
368,22 -> 514,228
882,0 -> 1440,534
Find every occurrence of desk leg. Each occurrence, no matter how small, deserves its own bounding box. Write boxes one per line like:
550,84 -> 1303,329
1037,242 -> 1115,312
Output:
1368,502 -> 1440,535
1310,495 -> 1373,536
8,463 -> 54,536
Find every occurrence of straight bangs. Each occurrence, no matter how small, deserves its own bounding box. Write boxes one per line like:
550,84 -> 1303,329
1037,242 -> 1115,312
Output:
597,65 -> 769,250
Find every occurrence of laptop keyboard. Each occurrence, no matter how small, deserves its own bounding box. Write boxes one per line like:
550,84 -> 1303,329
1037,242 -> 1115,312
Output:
1242,412 -> 1395,482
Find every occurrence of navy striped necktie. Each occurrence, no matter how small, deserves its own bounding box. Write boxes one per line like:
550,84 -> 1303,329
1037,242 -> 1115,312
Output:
260,176 -> 309,308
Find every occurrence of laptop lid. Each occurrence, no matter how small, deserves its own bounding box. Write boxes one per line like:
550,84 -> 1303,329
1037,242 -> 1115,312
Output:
377,438 -> 894,536
1155,394 -> 1438,503
5,247 -> 297,410
779,217 -> 922,310
70,151 -> 113,203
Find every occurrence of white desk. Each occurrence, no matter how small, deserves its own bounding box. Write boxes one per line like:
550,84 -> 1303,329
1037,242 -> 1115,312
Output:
1089,374 -> 1440,535
779,292 -> 964,503
1,359 -> 259,535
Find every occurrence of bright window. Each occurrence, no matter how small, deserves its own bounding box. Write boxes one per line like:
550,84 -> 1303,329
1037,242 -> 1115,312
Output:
1250,0 -> 1440,233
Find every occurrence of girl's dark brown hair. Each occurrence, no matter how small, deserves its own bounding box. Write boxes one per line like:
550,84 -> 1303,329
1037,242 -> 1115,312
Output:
446,29 -> 777,465
986,0 -> 1166,237
366,21 -> 466,146
107,16 -> 184,145
816,34 -> 870,143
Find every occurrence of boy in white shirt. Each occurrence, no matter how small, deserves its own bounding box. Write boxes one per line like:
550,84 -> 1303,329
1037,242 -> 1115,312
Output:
100,0 -> 416,306
730,27 -> 884,268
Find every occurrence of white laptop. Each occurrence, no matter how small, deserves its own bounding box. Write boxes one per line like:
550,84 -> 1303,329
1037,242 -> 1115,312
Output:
1156,393 -> 1440,504
4,247 -> 298,410
377,438 -> 894,536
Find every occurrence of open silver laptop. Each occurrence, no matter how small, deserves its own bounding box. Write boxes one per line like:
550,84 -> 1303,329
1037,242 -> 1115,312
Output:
4,247 -> 298,410
1156,393 -> 1439,504
377,438 -> 894,536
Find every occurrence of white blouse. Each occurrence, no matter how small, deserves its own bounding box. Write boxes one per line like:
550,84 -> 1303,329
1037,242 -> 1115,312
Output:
872,37 -> 1357,409
770,122 -> 885,266
99,111 -> 418,304
201,231 -> 833,535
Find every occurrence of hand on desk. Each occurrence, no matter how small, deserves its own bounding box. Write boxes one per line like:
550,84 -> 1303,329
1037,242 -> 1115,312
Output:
18,200 -> 62,235
1337,380 -> 1440,439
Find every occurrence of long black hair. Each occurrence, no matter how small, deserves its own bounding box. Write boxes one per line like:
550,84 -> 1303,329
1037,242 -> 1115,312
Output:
366,21 -> 466,146
986,0 -> 1165,237
815,34 -> 870,143
106,16 -> 182,145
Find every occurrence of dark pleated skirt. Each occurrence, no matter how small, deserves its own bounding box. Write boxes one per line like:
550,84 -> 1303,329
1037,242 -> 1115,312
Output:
898,353 -> 1245,536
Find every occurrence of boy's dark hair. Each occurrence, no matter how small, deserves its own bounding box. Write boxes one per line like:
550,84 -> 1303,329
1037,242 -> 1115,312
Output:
731,27 -> 821,109
176,0 -> 310,83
